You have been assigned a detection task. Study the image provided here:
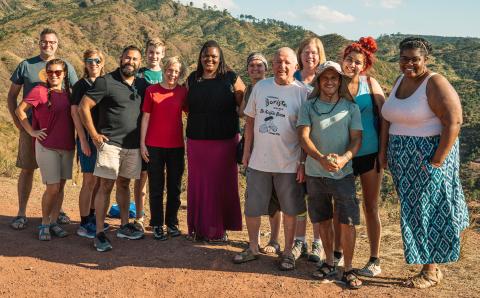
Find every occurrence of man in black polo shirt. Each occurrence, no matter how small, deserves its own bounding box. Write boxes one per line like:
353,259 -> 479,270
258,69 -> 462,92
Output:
79,45 -> 147,252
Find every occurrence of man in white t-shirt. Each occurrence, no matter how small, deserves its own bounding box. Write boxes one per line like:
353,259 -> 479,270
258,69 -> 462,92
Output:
233,47 -> 309,271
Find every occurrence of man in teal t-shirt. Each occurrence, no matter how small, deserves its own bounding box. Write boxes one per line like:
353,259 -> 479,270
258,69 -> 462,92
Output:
297,61 -> 364,289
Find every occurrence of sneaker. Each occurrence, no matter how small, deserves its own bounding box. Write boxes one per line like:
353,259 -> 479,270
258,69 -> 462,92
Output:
153,226 -> 167,241
292,240 -> 308,260
167,224 -> 181,237
308,241 -> 325,263
88,216 -> 110,231
94,232 -> 112,252
133,218 -> 145,233
77,222 -> 96,239
116,223 -> 144,240
57,211 -> 71,225
357,259 -> 382,277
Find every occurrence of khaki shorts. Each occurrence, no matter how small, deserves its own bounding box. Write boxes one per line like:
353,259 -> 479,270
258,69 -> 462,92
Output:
16,129 -> 38,170
94,142 -> 141,180
35,140 -> 74,184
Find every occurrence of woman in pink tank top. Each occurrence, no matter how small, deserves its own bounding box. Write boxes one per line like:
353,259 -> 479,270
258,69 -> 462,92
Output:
382,37 -> 468,289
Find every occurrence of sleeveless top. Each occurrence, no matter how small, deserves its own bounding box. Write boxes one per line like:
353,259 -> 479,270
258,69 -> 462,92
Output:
355,76 -> 379,156
381,73 -> 442,137
186,70 -> 239,140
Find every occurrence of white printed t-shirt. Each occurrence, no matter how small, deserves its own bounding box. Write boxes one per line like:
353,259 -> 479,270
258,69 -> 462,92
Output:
244,77 -> 309,173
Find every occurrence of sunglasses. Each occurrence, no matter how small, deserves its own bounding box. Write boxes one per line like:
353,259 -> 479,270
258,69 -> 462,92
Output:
85,58 -> 101,65
46,70 -> 64,77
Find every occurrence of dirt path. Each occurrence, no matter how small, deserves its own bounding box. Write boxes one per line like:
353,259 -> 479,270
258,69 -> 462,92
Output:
0,176 -> 478,297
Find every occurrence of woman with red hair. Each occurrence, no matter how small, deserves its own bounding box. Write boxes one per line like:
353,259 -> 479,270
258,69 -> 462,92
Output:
334,37 -> 388,277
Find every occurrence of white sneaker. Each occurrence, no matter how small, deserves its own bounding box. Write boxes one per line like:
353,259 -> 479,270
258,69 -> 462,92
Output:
357,260 -> 382,277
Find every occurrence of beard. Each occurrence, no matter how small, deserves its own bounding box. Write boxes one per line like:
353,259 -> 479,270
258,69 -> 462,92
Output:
120,63 -> 138,77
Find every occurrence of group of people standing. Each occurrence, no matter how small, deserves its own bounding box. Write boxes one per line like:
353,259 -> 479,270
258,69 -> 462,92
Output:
6,28 -> 468,290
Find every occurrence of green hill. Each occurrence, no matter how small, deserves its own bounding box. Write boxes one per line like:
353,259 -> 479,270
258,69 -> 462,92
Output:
0,0 -> 478,199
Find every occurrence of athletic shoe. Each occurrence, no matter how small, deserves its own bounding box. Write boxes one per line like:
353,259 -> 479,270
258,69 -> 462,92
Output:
167,225 -> 181,237
116,223 -> 144,240
133,218 -> 145,233
94,232 -> 112,252
292,239 -> 308,260
88,216 -> 110,231
357,259 -> 382,277
77,222 -> 96,239
57,212 -> 71,225
308,241 -> 325,263
153,226 -> 167,241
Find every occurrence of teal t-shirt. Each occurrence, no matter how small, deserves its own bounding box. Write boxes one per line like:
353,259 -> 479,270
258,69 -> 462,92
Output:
297,97 -> 363,179
137,67 -> 162,84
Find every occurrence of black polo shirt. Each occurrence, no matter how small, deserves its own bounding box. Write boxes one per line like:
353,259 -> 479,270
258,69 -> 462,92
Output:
85,68 -> 147,149
72,78 -> 99,126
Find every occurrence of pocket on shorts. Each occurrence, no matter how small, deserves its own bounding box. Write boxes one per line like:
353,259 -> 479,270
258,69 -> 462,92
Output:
96,143 -> 113,168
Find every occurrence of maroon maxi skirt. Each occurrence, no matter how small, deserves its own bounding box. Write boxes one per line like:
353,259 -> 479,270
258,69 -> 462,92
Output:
186,136 -> 242,240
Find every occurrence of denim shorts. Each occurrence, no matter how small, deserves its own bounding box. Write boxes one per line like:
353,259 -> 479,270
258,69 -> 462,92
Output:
306,175 -> 360,225
76,137 -> 97,173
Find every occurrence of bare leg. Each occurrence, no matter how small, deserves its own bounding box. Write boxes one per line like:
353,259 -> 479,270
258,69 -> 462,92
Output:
360,168 -> 382,258
116,176 -> 131,226
333,210 -> 342,253
79,173 -> 98,217
133,171 -> 147,219
340,223 -> 357,272
318,219 -> 334,265
295,216 -> 307,239
269,211 -> 282,243
50,180 -> 66,223
246,216 -> 261,253
17,168 -> 34,217
95,178 -> 115,235
283,214 -> 297,255
41,183 -> 60,225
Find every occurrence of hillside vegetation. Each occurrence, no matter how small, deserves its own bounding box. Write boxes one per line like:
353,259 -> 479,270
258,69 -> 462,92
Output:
0,0 -> 478,200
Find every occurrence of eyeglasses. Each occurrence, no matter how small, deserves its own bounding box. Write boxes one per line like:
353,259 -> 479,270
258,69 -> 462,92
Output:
40,40 -> 58,46
399,56 -> 423,64
85,58 -> 101,65
46,70 -> 64,77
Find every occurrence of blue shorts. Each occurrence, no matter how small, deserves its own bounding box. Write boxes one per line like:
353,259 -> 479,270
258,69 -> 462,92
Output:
76,137 -> 97,173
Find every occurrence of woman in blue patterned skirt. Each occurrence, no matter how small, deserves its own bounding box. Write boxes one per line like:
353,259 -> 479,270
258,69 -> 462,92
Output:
382,37 -> 469,289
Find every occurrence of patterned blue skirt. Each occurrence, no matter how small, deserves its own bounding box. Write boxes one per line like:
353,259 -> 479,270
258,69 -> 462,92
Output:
388,135 -> 469,264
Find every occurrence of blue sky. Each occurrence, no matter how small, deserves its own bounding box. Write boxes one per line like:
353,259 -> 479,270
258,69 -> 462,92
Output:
181,0 -> 479,40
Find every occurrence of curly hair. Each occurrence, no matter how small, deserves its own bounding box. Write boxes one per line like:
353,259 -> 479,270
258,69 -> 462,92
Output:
399,37 -> 433,56
342,36 -> 378,72
195,40 -> 228,80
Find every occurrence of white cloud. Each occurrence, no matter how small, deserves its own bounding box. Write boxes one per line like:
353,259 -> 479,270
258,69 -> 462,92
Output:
304,5 -> 355,23
380,0 -> 402,9
180,0 -> 238,10
274,11 -> 298,20
362,0 -> 374,7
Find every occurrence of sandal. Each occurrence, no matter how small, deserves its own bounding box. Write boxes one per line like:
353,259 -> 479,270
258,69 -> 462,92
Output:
233,248 -> 260,264
312,262 -> 337,280
10,216 -> 28,230
49,223 -> 69,238
38,224 -> 51,241
260,240 -> 281,255
341,270 -> 362,289
208,233 -> 228,245
57,211 -> 71,225
404,268 -> 443,289
279,253 -> 295,271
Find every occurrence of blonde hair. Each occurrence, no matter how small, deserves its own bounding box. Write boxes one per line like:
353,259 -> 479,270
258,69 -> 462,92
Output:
82,48 -> 105,78
163,56 -> 186,80
297,37 -> 326,70
145,38 -> 165,51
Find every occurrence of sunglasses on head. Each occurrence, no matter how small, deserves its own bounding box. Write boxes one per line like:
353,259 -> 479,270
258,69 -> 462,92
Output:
46,70 -> 64,77
85,58 -> 101,64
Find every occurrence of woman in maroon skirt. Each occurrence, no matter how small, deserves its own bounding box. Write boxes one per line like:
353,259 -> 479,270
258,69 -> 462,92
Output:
186,40 -> 245,242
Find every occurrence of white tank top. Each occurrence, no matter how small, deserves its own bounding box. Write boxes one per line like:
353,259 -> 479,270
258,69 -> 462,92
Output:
381,73 -> 442,137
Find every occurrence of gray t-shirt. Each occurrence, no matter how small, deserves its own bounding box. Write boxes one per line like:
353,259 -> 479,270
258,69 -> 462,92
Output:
10,55 -> 78,99
297,97 -> 363,179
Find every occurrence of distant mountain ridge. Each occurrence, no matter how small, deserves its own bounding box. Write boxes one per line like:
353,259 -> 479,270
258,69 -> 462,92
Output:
0,0 -> 478,197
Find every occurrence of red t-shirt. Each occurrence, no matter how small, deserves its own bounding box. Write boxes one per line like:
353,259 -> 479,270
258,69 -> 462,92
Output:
142,84 -> 187,148
24,85 -> 75,150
